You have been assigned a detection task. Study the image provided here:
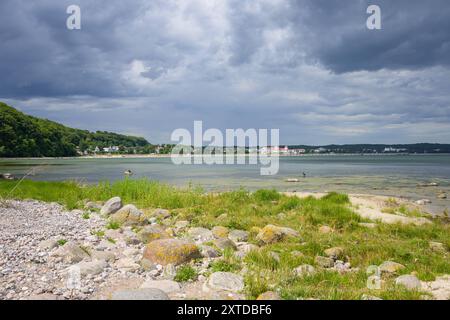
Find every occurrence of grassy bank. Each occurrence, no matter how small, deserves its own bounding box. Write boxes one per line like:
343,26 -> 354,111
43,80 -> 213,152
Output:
0,178 -> 449,300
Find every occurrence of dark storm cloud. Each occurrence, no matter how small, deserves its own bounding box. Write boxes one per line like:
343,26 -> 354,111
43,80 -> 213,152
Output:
1,0 -> 450,144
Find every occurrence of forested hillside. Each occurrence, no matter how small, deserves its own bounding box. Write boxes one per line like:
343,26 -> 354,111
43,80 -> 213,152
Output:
0,102 -> 151,157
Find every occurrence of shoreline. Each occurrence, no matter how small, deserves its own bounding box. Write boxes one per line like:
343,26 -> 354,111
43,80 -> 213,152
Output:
1,153 -> 450,161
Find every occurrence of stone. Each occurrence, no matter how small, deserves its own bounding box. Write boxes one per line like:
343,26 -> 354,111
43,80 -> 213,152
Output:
256,224 -> 299,245
53,242 -> 89,263
269,251 -> 280,262
429,241 -> 446,253
153,209 -> 171,219
214,238 -> 237,251
74,259 -> 108,276
38,239 -> 58,250
111,288 -> 169,300
294,264 -> 316,277
140,280 -> 181,294
85,201 -> 102,210
116,258 -> 141,272
143,239 -> 201,266
395,275 -> 422,290
96,239 -> 116,251
174,220 -> 189,229
200,245 -> 220,258
437,193 -> 447,199
110,204 -> 144,226
187,227 -> 215,242
379,261 -> 405,275
206,272 -> 244,292
291,250 -> 304,258
415,199 -> 432,205
138,224 -> 171,243
256,291 -> 281,300
324,247 -> 344,260
228,230 -> 249,243
212,226 -> 229,238
318,226 -> 334,234
104,229 -> 122,239
315,256 -> 334,268
361,294 -> 383,300
90,250 -> 116,262
100,197 -> 122,215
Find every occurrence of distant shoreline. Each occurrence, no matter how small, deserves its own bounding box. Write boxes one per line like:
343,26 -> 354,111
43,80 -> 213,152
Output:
1,153 -> 450,161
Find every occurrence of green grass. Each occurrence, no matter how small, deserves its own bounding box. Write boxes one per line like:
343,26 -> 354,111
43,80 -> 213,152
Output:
57,239 -> 67,246
0,178 -> 449,300
174,265 -> 198,282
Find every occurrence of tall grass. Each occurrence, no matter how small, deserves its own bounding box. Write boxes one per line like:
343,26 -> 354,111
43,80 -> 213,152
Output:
0,178 -> 448,300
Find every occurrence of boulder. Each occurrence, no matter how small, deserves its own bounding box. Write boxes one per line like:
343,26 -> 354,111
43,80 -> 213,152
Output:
90,250 -> 116,262
140,280 -> 181,294
206,272 -> 244,292
214,238 -> 237,251
256,291 -> 281,300
379,261 -> 405,275
395,275 -> 422,290
116,258 -> 141,272
256,225 -> 299,245
85,201 -> 103,210
187,227 -> 214,242
315,256 -> 334,268
53,242 -> 89,263
324,247 -> 344,260
138,225 -> 171,243
38,239 -> 58,250
200,245 -> 220,258
361,294 -> 383,300
153,209 -> 171,219
142,239 -> 201,266
294,264 -> 316,277
212,226 -> 229,238
429,241 -> 446,253
174,220 -> 189,229
73,259 -> 107,276
111,288 -> 169,300
110,204 -> 144,226
228,230 -> 249,243
437,193 -> 447,199
100,197 -> 122,215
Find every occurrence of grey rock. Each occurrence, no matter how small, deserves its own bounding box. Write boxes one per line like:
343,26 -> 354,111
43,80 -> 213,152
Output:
200,245 -> 220,258
315,256 -> 335,268
38,239 -> 58,250
188,227 -> 214,242
395,275 -> 422,290
228,230 -> 249,243
74,259 -> 108,276
214,238 -> 237,251
53,242 -> 90,263
100,197 -> 122,215
207,272 -> 244,292
294,264 -> 316,277
140,280 -> 181,293
111,288 -> 169,300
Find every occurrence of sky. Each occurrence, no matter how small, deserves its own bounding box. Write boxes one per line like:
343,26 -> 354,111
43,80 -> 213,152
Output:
1,0 -> 450,145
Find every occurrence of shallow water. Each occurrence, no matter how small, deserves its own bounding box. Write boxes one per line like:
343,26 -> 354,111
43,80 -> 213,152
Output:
1,154 -> 449,214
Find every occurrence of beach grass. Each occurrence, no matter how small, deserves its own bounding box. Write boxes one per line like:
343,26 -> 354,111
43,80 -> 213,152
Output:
0,178 -> 449,300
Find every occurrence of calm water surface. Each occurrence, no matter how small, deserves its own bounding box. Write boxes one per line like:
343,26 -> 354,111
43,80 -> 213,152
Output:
1,154 -> 449,213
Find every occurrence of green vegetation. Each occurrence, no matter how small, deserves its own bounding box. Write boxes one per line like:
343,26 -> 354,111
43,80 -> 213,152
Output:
0,102 -> 151,157
174,265 -> 198,282
210,248 -> 242,273
57,239 -> 67,246
0,178 -> 449,300
106,221 -> 121,230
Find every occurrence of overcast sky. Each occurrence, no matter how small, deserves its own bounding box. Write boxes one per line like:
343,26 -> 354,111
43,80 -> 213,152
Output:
1,0 -> 450,144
